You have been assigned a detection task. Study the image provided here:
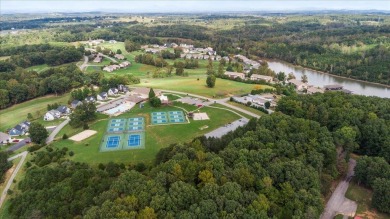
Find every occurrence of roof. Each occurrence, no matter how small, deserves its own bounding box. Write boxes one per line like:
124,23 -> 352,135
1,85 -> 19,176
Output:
109,88 -> 118,92
56,105 -> 69,113
99,92 -> 108,96
13,125 -> 23,132
251,74 -> 273,81
85,96 -> 95,101
0,132 -> 10,142
307,86 -> 324,94
288,79 -> 305,87
324,84 -> 343,89
71,100 -> 81,105
224,71 -> 246,78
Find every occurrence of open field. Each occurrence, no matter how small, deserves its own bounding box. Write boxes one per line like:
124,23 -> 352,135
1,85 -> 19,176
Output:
25,64 -> 49,72
136,77 -> 270,98
346,182 -> 390,219
52,101 -> 241,165
0,93 -> 70,131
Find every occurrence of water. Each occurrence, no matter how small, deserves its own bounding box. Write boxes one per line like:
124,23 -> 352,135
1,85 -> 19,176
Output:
266,60 -> 390,98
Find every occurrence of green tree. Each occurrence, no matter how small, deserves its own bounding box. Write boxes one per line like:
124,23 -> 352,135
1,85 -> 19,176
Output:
116,49 -> 122,54
217,63 -> 224,76
150,97 -> 161,107
69,102 -> 97,128
0,89 -> 10,109
372,178 -> 390,213
206,75 -> 216,88
301,74 -> 308,83
0,152 -> 11,183
264,101 -> 271,109
149,88 -> 156,99
27,113 -> 33,120
29,122 -> 48,144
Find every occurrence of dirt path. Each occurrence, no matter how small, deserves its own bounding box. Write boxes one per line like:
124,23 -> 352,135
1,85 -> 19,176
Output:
321,159 -> 357,219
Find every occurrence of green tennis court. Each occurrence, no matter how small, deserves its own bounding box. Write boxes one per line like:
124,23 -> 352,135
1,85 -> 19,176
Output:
151,112 -> 168,125
168,111 -> 186,123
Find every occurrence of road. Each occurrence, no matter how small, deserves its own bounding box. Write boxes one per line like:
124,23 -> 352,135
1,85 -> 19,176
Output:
0,151 -> 28,208
320,159 -> 357,219
145,89 -> 261,119
46,118 -> 70,144
79,56 -> 89,71
6,138 -> 31,152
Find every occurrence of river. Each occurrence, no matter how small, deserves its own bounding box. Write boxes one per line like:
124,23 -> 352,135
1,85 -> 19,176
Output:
266,60 -> 390,98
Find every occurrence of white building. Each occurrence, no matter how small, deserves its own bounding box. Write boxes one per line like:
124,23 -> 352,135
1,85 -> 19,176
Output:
44,110 -> 61,121
108,88 -> 119,96
224,71 -> 246,80
97,92 -> 108,101
0,132 -> 11,144
288,79 -> 308,91
250,74 -> 273,83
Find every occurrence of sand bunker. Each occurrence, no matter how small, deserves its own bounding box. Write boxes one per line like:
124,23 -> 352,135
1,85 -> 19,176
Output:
69,130 -> 97,141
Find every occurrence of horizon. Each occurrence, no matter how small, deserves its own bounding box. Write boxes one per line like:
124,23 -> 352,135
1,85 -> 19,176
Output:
1,1 -> 389,14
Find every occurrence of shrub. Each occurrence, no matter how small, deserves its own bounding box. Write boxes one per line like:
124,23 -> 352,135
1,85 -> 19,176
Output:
83,123 -> 89,130
62,134 -> 68,139
69,151 -> 74,157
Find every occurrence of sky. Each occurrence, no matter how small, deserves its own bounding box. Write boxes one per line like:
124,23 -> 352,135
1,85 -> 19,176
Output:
1,1 -> 389,13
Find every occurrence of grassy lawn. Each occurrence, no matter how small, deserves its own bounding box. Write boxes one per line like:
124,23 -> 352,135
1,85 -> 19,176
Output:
26,64 -> 49,73
136,77 -> 271,98
51,101 -> 240,165
346,182 -> 390,219
0,93 -> 70,131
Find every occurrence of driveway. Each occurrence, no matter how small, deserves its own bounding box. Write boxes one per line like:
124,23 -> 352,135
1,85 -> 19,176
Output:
320,159 -> 357,219
79,56 -> 89,71
6,137 -> 31,152
0,151 -> 28,208
46,118 -> 70,144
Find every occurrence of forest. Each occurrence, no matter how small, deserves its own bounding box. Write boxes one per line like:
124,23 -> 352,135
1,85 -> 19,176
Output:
9,113 -> 337,218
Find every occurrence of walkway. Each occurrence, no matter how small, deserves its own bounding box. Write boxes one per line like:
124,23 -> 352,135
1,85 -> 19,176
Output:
46,118 -> 70,144
321,159 -> 357,219
0,151 -> 28,208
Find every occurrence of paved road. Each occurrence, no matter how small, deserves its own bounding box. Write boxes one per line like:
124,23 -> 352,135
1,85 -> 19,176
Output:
321,159 -> 357,219
6,138 -> 31,152
0,151 -> 28,208
205,118 -> 249,138
46,118 -> 70,144
79,56 -> 89,71
140,88 -> 261,119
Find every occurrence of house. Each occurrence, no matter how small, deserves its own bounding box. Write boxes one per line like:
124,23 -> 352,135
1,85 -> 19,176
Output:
56,105 -> 71,115
85,96 -> 96,103
129,87 -> 161,99
159,94 -> 169,104
119,61 -> 130,68
250,74 -> 273,83
97,92 -> 108,101
224,71 -> 246,80
109,40 -> 117,44
118,84 -> 129,93
9,121 -> 30,136
0,132 -> 11,144
71,100 -> 82,109
307,86 -> 324,94
288,79 -> 308,91
108,88 -> 119,96
44,110 -> 61,121
114,54 -> 125,60
324,84 -> 343,91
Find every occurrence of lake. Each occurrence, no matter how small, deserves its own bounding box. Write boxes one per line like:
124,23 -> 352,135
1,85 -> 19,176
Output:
266,60 -> 390,98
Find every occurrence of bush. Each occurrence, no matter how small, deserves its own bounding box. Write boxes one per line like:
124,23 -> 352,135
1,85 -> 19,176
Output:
150,97 -> 162,107
62,134 -> 68,139
69,151 -> 74,157
28,144 -> 44,152
83,123 -> 89,130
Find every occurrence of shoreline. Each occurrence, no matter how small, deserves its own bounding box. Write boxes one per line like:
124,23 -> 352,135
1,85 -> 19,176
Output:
262,58 -> 390,89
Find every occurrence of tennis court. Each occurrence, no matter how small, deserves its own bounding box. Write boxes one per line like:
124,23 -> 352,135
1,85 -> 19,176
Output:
127,117 -> 144,132
151,112 -> 168,125
100,117 -> 146,152
168,111 -> 186,123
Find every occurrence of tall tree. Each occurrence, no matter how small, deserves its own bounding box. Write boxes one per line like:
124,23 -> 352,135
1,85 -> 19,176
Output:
29,122 -> 49,144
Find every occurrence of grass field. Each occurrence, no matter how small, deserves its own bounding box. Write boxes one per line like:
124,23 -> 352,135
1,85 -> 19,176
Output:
52,101 -> 240,165
26,64 -> 49,72
346,182 -> 390,219
226,101 -> 266,117
0,93 -> 70,131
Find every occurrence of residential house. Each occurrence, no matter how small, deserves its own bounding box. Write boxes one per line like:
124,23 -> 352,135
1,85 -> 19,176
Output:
307,86 -> 324,94
288,79 -> 308,91
129,87 -> 161,99
224,71 -> 246,80
71,100 -> 82,109
0,132 -> 11,144
93,53 -> 103,63
97,92 -> 108,101
44,110 -> 61,121
108,88 -> 119,96
118,84 -> 129,93
114,54 -> 125,60
250,74 -> 273,83
109,40 -> 117,44
56,105 -> 71,115
119,61 -> 130,68
85,96 -> 96,103
9,121 -> 30,136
